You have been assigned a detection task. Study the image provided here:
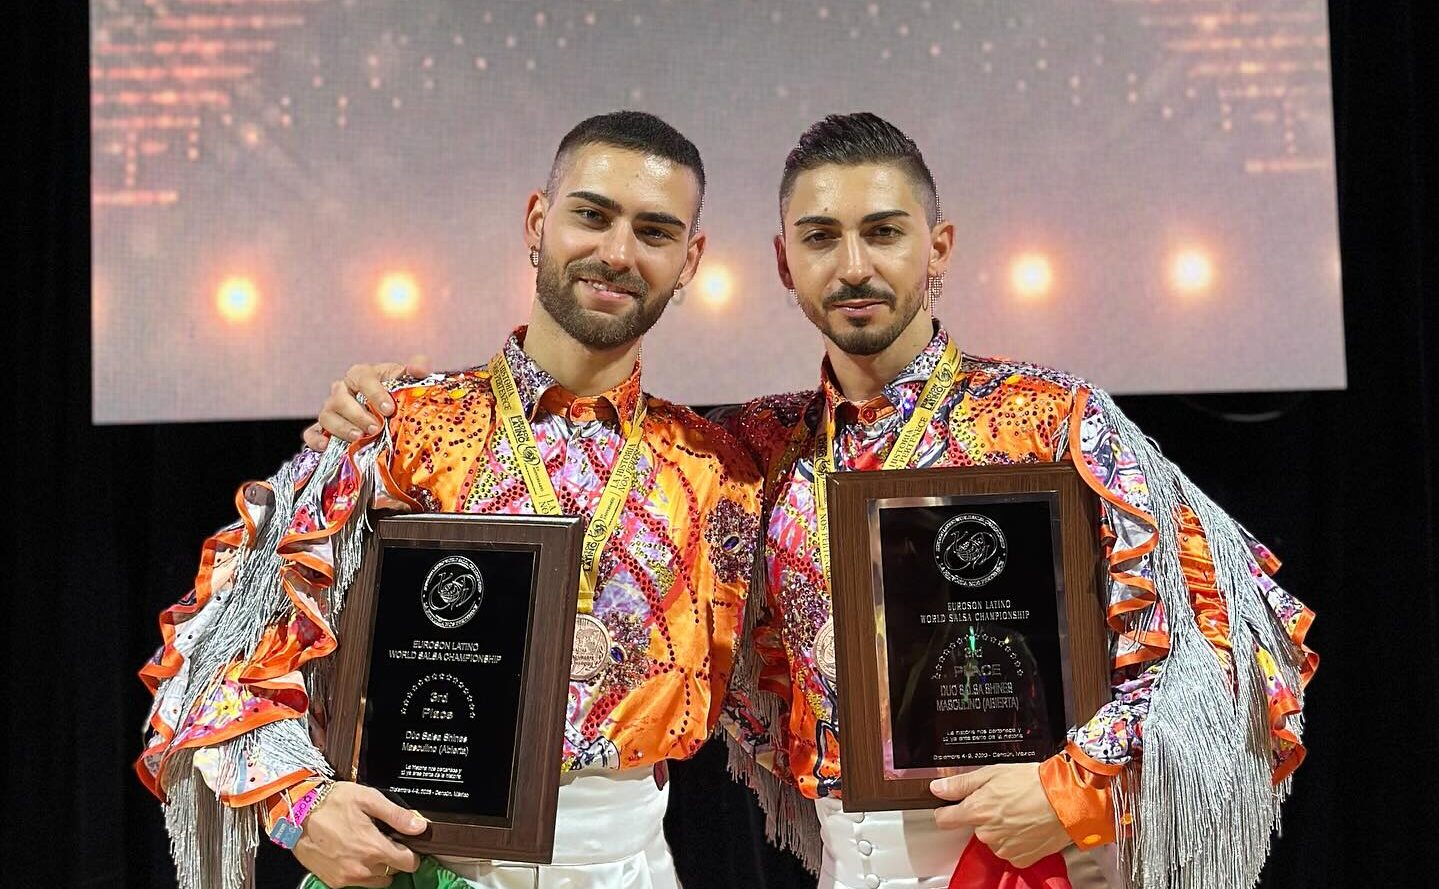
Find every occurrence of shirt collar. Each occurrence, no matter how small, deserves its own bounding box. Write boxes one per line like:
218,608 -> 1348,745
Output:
819,321 -> 953,427
501,326 -> 645,434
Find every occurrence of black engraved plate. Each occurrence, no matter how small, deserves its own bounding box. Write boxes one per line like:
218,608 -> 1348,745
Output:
873,494 -> 1067,778
827,464 -> 1107,811
358,544 -> 537,823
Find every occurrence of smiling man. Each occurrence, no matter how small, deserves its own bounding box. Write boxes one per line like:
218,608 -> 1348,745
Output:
721,114 -> 1315,889
137,111 -> 762,889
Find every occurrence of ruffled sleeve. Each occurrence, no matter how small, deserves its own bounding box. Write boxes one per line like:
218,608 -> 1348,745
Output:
135,396 -> 418,889
1048,386 -> 1316,889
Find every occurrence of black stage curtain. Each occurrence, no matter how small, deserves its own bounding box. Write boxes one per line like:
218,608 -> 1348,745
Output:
9,1 -> 1434,885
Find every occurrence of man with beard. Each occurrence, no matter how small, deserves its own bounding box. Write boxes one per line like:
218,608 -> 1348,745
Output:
137,111 -> 762,889
721,114 -> 1315,889
312,114 -> 1315,889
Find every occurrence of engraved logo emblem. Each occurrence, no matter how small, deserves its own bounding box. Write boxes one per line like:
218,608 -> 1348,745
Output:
934,513 -> 1008,588
422,555 -> 484,629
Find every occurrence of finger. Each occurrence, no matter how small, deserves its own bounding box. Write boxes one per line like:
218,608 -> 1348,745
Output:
930,766 -> 998,801
933,799 -> 982,831
318,407 -> 367,443
347,363 -> 403,416
358,787 -> 429,836
375,834 -> 423,874
326,865 -> 389,889
327,380 -> 381,435
302,422 -> 330,452
404,354 -> 432,378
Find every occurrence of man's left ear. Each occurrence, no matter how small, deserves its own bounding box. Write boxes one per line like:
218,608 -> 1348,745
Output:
928,219 -> 957,278
678,230 -> 708,289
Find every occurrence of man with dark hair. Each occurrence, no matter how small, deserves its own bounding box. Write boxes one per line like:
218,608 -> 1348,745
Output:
137,111 -> 762,889
313,112 -> 1314,889
547,109 -> 706,218
721,112 -> 1315,889
778,112 -> 937,226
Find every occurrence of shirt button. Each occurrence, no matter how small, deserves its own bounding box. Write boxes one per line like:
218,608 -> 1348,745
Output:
858,840 -> 874,856
864,875 -> 881,888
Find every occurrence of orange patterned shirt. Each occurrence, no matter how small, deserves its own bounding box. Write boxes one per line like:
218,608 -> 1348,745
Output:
137,329 -> 762,819
722,325 -> 1313,848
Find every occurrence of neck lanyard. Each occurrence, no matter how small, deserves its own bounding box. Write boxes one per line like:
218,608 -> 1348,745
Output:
487,351 -> 646,614
809,339 -> 961,586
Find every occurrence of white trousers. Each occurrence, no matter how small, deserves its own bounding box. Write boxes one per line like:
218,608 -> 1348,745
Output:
436,767 -> 677,889
814,797 -> 1119,889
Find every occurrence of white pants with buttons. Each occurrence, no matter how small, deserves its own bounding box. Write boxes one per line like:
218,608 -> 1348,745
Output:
814,797 -> 1119,889
434,767 -> 678,889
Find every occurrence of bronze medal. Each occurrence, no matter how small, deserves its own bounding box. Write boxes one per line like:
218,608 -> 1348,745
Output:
570,613 -> 613,682
814,616 -> 837,683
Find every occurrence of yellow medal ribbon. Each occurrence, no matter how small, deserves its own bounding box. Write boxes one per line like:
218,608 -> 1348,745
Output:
488,352 -> 647,614
810,339 -> 961,585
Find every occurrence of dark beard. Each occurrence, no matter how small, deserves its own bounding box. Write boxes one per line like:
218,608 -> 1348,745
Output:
534,252 -> 673,349
808,280 -> 925,356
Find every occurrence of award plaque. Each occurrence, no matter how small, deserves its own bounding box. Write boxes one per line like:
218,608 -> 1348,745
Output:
826,463 -> 1109,811
325,513 -> 584,862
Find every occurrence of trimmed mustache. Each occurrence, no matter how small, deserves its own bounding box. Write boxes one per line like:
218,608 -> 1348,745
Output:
567,261 -> 648,299
823,282 -> 895,308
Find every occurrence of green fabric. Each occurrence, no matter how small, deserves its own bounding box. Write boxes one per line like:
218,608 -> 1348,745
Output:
303,855 -> 471,889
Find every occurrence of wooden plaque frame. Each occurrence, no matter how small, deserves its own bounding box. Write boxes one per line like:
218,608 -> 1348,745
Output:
325,512 -> 583,862
826,463 -> 1109,811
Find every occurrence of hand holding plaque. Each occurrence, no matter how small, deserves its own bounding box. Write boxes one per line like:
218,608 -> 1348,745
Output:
293,781 -> 426,887
826,463 -> 1108,811
929,763 -> 1073,867
325,513 -> 584,862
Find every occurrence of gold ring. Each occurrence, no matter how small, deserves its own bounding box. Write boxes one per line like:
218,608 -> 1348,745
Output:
383,864 -> 393,877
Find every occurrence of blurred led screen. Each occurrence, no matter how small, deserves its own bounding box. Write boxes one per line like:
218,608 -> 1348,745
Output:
91,0 -> 1345,423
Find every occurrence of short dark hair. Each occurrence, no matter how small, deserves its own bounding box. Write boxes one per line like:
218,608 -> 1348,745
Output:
779,112 -> 939,225
547,111 -> 705,227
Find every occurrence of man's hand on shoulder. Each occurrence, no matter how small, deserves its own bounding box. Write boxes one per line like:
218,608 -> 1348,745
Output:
302,355 -> 431,451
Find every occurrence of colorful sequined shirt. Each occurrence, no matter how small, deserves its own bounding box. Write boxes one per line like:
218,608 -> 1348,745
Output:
138,329 -> 762,815
723,325 -> 1315,844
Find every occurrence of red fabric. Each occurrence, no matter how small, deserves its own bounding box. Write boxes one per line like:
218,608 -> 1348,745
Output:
949,836 -> 1071,889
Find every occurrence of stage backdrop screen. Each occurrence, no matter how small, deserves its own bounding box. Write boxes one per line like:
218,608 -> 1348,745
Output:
91,0 -> 1344,423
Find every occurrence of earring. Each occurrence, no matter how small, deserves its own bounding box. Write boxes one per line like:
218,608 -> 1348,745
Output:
926,274 -> 944,312
529,247 -> 539,268
788,287 -> 798,304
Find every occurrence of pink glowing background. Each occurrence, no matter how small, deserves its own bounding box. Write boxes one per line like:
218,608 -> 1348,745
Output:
91,0 -> 1344,423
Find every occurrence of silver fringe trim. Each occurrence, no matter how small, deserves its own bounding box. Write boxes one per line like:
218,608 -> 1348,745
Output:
155,435 -> 387,889
722,731 -> 823,874
722,541 -> 823,873
727,537 -> 770,714
1087,392 -> 1305,889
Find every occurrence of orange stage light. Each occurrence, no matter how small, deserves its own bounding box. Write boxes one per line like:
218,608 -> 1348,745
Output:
1169,248 -> 1216,295
215,276 -> 258,323
696,264 -> 733,308
377,272 -> 421,317
1009,253 -> 1054,298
